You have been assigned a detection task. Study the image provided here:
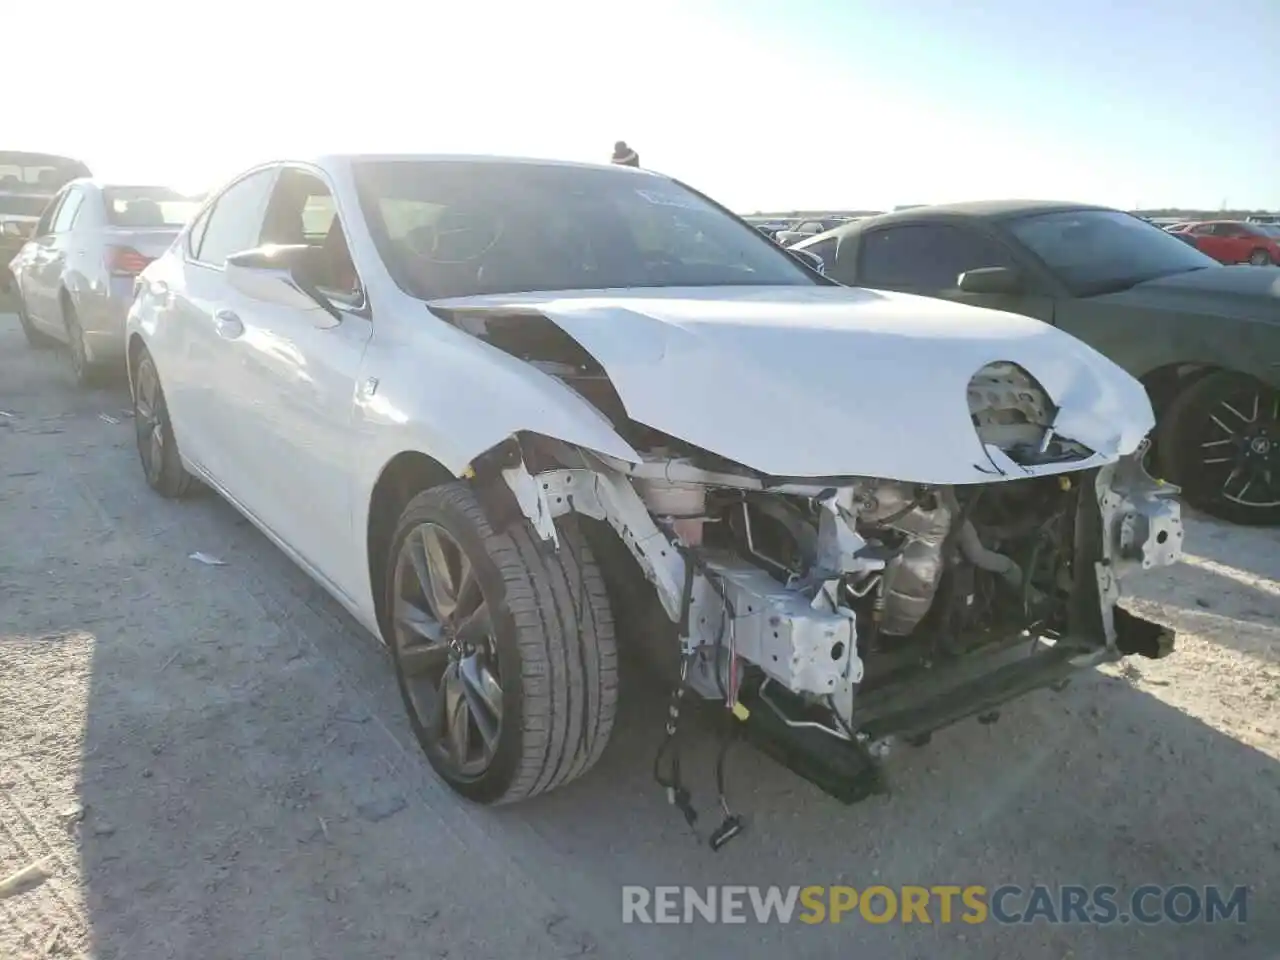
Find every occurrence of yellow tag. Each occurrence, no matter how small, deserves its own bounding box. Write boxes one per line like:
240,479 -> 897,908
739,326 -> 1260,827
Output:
731,701 -> 750,721
1058,476 -> 1072,491
461,465 -> 476,479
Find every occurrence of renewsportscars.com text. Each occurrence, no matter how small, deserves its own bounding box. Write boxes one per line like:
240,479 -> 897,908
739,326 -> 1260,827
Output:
621,884 -> 1248,926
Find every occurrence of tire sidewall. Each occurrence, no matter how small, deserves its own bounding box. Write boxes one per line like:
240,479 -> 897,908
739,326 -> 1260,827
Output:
65,303 -> 90,385
133,351 -> 187,496
385,487 -> 528,804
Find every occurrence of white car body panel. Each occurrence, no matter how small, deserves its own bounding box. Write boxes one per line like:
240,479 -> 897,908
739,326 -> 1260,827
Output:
127,152 -> 1163,645
428,285 -> 1154,484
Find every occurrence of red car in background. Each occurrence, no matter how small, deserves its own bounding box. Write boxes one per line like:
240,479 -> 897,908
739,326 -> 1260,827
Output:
1179,220 -> 1280,266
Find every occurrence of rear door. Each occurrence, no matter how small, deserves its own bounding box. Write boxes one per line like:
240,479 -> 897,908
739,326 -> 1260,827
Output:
157,167 -> 278,483
850,221 -> 1056,322
31,186 -> 85,329
1216,223 -> 1254,264
1188,222 -> 1227,262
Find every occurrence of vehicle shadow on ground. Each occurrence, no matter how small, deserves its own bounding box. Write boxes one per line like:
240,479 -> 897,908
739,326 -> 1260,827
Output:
64,494 -> 1279,960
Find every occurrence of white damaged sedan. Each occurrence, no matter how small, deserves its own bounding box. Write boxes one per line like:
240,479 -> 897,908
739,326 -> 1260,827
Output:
126,155 -> 1182,828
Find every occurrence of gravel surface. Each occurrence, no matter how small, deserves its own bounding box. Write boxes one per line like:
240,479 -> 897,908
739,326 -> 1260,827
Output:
0,311 -> 1277,959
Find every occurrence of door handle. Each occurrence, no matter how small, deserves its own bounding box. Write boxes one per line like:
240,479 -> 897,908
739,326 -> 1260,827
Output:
213,309 -> 244,339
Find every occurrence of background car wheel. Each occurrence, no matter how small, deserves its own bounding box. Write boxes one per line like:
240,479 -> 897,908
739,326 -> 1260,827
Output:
1248,249 -> 1273,266
1157,370 -> 1280,526
386,482 -> 618,805
63,301 -> 103,387
15,292 -> 55,349
132,350 -> 197,499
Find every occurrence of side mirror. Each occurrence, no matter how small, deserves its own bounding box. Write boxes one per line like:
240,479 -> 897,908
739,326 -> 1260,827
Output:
789,248 -> 826,275
958,265 -> 1022,295
225,244 -> 336,316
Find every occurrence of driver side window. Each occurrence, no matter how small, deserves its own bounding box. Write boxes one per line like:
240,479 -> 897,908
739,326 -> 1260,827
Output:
858,224 -> 1015,291
195,169 -> 276,266
259,167 -> 362,303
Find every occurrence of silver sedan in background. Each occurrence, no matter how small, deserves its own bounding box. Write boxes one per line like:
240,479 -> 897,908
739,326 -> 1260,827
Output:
8,179 -> 199,384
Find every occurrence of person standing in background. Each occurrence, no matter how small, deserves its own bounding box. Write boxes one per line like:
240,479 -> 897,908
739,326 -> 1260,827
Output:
611,141 -> 640,167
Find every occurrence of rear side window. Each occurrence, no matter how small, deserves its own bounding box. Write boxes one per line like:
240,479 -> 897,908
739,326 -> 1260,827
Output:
859,223 -> 1013,290
193,169 -> 276,266
51,189 -> 84,233
186,205 -> 213,258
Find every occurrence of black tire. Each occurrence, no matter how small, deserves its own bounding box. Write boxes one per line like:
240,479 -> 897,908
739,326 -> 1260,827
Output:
386,482 -> 618,805
131,349 -> 197,499
63,300 -> 103,387
1248,248 -> 1273,266
14,290 -> 55,349
1157,370 -> 1280,526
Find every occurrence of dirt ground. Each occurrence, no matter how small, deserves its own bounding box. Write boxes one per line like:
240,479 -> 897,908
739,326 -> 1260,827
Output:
0,310 -> 1277,960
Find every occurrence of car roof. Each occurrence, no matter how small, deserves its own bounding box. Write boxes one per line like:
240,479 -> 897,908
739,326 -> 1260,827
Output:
860,198 -> 1106,224
311,152 -> 665,178
0,150 -> 89,166
792,199 -> 1117,248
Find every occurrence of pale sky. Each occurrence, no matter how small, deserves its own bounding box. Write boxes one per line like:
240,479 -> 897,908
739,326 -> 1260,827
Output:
8,0 -> 1279,211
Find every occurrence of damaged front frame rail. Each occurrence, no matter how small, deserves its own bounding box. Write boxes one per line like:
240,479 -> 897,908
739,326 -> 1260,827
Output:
491,440 -> 1181,806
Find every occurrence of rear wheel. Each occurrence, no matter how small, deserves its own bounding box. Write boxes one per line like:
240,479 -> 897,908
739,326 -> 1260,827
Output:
386,482 -> 618,804
132,349 -> 197,499
1157,370 -> 1280,526
63,301 -> 103,387
1248,248 -> 1273,266
15,289 -> 55,349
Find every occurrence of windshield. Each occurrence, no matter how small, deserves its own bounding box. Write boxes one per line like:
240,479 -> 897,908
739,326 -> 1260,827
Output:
1250,223 -> 1280,238
353,160 -> 815,300
1007,208 -> 1217,296
104,186 -> 200,228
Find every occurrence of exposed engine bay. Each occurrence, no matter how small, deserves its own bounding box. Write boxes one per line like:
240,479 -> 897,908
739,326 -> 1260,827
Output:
447,305 -> 1183,839
480,422 -> 1180,803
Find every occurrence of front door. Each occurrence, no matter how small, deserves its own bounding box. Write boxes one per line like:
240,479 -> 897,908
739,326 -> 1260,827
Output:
219,165 -> 373,598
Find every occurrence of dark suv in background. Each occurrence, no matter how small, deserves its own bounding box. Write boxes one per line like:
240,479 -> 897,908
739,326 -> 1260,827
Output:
1,151 -> 92,291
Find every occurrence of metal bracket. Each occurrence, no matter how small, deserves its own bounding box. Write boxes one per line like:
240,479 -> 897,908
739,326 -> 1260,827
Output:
501,463 -> 559,547
537,468 -> 687,621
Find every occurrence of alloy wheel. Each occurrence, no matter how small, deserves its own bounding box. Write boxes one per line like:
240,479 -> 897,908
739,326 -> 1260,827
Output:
392,522 -> 504,779
1194,384 -> 1280,511
133,358 -> 166,487
66,311 -> 88,381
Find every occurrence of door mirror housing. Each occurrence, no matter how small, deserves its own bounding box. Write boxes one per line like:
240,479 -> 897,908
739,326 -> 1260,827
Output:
788,247 -> 826,275
958,265 -> 1023,295
225,244 -> 341,321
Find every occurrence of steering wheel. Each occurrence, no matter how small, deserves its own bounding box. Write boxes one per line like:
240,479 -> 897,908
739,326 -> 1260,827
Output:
405,207 -> 503,264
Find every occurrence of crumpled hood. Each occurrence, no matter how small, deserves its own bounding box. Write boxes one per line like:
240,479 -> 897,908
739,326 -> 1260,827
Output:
429,285 -> 1155,484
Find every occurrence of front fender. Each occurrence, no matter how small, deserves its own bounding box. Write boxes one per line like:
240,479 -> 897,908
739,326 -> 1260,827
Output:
358,320 -> 641,479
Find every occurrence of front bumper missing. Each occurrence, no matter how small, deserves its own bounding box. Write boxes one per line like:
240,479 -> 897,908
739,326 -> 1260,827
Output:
739,605 -> 1174,806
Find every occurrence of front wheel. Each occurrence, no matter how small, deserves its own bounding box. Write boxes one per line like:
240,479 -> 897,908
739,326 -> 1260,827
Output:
386,482 -> 618,805
1157,370 -> 1280,525
1248,248 -> 1273,266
